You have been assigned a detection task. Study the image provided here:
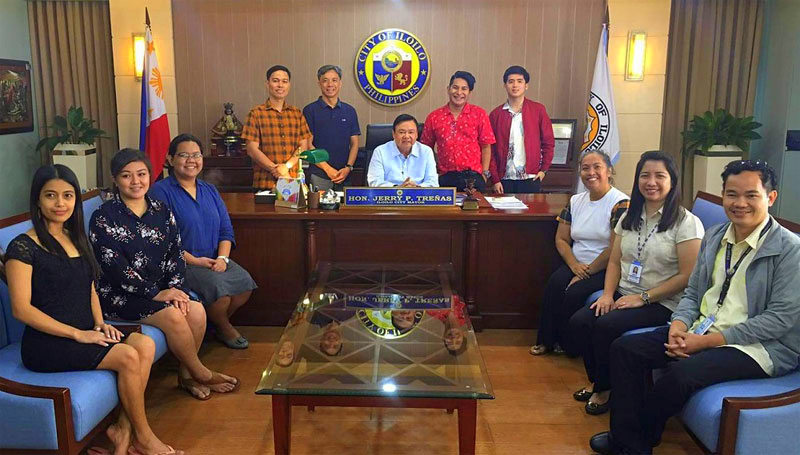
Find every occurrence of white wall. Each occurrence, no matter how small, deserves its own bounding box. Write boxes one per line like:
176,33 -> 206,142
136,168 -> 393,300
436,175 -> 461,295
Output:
608,0 -> 671,195
109,0 -> 178,150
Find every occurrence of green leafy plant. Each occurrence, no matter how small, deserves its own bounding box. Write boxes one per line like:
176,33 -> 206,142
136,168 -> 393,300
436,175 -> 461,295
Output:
682,108 -> 762,154
36,106 -> 107,154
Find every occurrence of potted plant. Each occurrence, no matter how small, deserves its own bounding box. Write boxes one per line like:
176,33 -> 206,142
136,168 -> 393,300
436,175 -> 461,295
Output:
36,106 -> 107,190
682,108 -> 762,195
682,108 -> 762,155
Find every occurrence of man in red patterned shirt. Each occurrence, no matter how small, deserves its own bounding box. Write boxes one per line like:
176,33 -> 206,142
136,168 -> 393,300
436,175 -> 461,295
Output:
420,71 -> 496,192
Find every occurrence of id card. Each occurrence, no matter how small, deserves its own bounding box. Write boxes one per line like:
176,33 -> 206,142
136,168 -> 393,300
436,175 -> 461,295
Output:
693,314 -> 716,335
628,261 -> 643,284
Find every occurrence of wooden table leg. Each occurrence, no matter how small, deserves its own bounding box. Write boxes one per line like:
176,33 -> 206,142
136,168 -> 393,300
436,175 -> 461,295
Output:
464,221 -> 482,330
457,400 -> 477,455
304,220 -> 317,282
272,395 -> 292,454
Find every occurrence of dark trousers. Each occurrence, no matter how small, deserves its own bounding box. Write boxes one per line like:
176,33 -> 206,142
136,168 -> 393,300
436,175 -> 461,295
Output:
500,178 -> 541,193
309,173 -> 351,192
609,326 -> 768,452
439,170 -> 485,192
569,299 -> 672,392
536,264 -> 606,354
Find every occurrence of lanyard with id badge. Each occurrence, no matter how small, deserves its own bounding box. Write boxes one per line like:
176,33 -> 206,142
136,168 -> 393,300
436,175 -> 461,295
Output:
628,218 -> 659,284
693,219 -> 773,335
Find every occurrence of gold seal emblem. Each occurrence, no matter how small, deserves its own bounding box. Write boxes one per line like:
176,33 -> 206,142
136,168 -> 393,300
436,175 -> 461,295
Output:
355,29 -> 430,106
356,309 -> 423,339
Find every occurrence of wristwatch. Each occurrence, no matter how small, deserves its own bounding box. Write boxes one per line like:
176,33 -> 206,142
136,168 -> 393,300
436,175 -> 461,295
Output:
345,164 -> 354,170
216,255 -> 230,264
482,170 -> 491,180
640,291 -> 651,305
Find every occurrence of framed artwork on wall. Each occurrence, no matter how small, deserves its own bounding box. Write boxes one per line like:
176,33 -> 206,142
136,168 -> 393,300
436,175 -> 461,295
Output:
549,119 -> 577,166
0,59 -> 34,135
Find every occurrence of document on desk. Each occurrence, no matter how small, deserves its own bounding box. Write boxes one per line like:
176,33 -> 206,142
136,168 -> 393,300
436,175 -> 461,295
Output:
484,196 -> 528,210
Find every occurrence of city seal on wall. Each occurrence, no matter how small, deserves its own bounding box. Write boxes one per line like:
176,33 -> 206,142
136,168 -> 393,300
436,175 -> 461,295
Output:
355,29 -> 430,106
581,91 -> 611,151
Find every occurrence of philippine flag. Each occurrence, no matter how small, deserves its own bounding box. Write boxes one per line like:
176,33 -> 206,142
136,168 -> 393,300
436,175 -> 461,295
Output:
139,10 -> 170,183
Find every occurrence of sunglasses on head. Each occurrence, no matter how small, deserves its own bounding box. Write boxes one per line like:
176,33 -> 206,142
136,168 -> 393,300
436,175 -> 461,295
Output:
725,160 -> 770,170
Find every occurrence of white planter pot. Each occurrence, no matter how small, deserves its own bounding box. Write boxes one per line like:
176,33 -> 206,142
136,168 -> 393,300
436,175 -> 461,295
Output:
693,145 -> 742,197
52,143 -> 97,191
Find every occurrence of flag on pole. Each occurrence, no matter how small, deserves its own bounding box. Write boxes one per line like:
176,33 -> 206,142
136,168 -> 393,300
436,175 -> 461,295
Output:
578,23 -> 619,191
139,8 -> 170,183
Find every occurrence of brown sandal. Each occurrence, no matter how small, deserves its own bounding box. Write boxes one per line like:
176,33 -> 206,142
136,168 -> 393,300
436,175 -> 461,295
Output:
529,345 -> 549,356
178,376 -> 211,401
197,371 -> 240,393
128,443 -> 184,455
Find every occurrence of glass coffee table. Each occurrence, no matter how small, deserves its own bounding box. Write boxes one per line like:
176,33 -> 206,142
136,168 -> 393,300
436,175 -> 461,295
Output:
256,262 -> 494,454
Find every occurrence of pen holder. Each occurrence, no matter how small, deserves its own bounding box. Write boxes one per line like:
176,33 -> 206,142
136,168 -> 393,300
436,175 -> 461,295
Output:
308,191 -> 321,209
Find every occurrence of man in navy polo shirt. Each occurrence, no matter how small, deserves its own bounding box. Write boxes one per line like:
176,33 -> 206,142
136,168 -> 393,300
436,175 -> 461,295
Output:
302,65 -> 361,191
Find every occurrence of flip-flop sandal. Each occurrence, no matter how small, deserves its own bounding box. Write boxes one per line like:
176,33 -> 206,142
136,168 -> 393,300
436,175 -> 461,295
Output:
178,376 -> 211,401
128,444 -> 184,455
236,336 -> 249,348
529,345 -> 548,356
198,371 -> 240,393
216,333 -> 249,349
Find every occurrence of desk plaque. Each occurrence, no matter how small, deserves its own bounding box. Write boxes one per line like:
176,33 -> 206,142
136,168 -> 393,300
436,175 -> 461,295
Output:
345,293 -> 452,309
343,187 -> 456,207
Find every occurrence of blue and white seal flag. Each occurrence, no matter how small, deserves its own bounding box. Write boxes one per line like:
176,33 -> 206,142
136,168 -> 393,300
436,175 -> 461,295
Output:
578,23 -> 619,191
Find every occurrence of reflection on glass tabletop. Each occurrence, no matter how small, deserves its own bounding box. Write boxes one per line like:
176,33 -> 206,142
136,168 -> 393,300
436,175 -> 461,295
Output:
256,262 -> 494,400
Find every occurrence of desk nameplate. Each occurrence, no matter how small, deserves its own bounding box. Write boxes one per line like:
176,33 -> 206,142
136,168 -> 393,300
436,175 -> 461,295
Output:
342,187 -> 457,208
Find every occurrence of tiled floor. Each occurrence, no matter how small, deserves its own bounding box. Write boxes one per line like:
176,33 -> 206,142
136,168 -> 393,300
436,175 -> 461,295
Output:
85,327 -> 701,454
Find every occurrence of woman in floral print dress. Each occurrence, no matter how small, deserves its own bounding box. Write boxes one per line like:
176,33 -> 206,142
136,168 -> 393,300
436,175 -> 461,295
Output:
90,149 -> 239,400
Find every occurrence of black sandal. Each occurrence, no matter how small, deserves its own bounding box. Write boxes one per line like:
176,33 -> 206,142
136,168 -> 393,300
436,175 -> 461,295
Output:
573,387 -> 593,402
585,399 -> 610,415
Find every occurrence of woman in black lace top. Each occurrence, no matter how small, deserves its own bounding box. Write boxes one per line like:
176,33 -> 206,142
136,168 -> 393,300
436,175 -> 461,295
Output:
4,165 -> 182,455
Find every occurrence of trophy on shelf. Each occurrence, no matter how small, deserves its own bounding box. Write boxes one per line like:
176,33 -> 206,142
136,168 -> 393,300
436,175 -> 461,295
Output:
461,178 -> 480,211
210,102 -> 244,156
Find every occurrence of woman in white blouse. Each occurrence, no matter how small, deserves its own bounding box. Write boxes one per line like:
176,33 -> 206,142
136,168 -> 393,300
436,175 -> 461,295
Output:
569,151 -> 704,415
530,150 -> 629,356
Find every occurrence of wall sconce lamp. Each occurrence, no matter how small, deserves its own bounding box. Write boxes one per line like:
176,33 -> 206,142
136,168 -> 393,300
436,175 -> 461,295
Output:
625,30 -> 647,81
132,33 -> 145,80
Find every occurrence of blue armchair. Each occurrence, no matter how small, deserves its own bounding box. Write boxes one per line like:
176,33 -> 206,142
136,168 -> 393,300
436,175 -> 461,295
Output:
0,190 -> 169,454
616,191 -> 800,455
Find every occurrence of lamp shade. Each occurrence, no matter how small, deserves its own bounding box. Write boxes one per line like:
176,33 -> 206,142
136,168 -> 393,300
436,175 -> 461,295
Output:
625,31 -> 647,81
133,33 -> 145,80
299,148 -> 330,164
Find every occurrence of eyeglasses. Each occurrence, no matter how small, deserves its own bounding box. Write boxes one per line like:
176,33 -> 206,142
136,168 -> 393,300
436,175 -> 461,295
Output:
176,152 -> 203,160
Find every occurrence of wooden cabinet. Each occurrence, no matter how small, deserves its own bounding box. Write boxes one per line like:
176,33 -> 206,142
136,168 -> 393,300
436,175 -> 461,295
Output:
201,156 -> 253,193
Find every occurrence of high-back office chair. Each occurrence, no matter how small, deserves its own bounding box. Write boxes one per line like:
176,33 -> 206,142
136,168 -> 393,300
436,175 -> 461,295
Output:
360,122 -> 425,185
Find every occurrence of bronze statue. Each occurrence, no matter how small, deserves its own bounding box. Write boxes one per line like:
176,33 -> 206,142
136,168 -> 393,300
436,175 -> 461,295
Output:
462,177 -> 479,210
211,102 -> 244,156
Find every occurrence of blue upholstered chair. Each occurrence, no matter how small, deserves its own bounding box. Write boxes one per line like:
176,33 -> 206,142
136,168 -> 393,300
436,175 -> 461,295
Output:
690,191 -> 729,230
585,289 -> 603,307
0,190 -> 168,454
614,191 -> 800,455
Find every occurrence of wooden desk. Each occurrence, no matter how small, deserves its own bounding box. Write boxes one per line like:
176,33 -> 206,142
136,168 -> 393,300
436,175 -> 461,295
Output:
222,192 -> 568,329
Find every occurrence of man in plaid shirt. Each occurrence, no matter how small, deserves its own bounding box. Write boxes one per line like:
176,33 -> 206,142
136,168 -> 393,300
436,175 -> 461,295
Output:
243,65 -> 312,190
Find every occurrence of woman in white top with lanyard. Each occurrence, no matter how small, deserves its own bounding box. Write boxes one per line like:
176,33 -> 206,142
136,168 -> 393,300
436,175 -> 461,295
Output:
569,151 -> 704,415
530,150 -> 629,356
